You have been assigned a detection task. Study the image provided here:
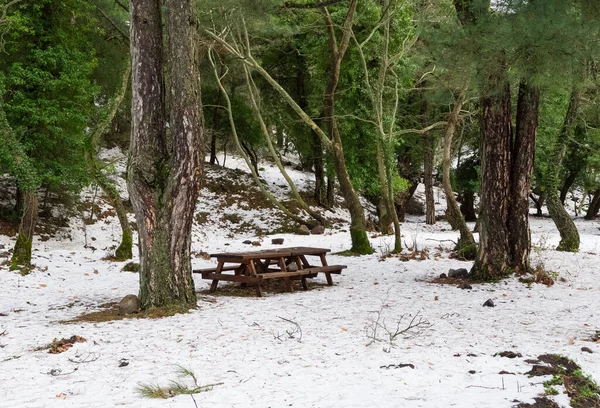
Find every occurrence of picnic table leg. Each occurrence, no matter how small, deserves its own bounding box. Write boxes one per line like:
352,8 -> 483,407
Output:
209,260 -> 225,293
248,261 -> 263,297
319,254 -> 333,286
279,257 -> 292,292
296,255 -> 309,291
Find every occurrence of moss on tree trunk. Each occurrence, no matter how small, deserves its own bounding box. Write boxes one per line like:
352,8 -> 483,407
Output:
11,189 -> 38,270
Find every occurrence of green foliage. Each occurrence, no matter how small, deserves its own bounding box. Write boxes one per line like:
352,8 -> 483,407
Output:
0,0 -> 99,192
136,365 -> 220,399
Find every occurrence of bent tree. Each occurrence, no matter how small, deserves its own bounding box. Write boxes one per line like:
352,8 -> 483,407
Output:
129,0 -> 203,309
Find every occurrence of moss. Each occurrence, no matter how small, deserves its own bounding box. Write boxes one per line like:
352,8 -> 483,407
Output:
455,243 -> 477,260
349,227 -> 374,255
121,261 -> 139,272
114,229 -> 133,261
10,234 -> 33,270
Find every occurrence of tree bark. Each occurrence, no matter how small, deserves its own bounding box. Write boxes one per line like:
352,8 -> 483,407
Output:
545,88 -> 581,252
129,0 -> 201,309
442,90 -> 475,251
472,78 -> 512,280
11,189 -> 38,270
507,81 -> 539,274
584,188 -> 600,220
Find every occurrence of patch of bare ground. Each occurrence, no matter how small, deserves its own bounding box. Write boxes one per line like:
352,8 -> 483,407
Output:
515,397 -> 560,408
60,302 -> 191,324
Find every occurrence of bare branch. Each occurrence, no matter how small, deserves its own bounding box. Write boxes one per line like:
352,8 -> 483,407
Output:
96,5 -> 129,41
0,0 -> 25,25
114,0 -> 129,12
392,121 -> 448,137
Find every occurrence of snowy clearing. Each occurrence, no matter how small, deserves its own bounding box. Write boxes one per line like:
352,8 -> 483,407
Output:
0,153 -> 599,408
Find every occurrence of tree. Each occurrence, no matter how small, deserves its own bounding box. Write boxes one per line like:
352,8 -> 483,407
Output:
1,0 -> 98,270
128,0 -> 203,309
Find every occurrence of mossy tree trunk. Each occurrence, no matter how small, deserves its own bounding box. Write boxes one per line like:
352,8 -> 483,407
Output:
129,0 -> 202,310
544,88 -> 581,252
85,59 -> 133,261
507,81 -> 539,274
442,90 -> 475,251
320,1 -> 372,254
11,189 -> 38,270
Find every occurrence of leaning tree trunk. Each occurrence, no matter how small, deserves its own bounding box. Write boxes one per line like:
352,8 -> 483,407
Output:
442,90 -> 475,251
321,1 -> 371,254
507,81 -> 539,274
129,0 -> 201,309
85,59 -> 133,261
11,189 -> 38,270
472,78 -> 512,280
545,88 -> 581,252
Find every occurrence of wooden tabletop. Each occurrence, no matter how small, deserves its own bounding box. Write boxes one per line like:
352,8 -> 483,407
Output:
210,246 -> 331,261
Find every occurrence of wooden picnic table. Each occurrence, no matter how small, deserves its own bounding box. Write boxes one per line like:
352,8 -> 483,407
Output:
193,246 -> 347,297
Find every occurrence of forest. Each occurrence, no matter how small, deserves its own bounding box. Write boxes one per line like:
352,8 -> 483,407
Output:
0,1 -> 599,407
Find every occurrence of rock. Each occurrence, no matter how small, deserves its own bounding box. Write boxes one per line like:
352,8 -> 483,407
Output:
251,241 -> 261,246
118,358 -> 129,367
497,351 -> 522,358
296,225 -> 310,235
448,268 -> 469,278
468,370 -> 476,374
271,238 -> 284,245
439,273 -> 447,279
581,347 -> 593,354
311,225 -> 325,235
0,244 -> 4,250
242,240 -> 252,244
498,371 -> 515,375
483,299 -> 495,307
118,294 -> 140,315
458,283 -> 473,290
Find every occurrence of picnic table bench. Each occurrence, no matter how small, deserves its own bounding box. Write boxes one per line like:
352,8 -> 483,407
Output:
193,246 -> 346,297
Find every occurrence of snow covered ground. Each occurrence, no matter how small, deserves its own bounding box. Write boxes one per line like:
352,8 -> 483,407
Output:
0,151 -> 599,408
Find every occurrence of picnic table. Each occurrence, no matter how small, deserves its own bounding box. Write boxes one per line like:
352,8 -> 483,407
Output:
193,246 -> 347,297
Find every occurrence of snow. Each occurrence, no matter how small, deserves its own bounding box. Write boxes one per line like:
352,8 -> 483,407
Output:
0,152 -> 599,408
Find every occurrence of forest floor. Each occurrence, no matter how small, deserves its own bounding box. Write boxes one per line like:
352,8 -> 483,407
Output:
0,149 -> 599,408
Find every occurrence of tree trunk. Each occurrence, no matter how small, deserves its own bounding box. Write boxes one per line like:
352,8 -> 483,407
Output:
459,192 -> 477,222
11,189 -> 38,270
209,63 -> 225,165
422,91 -> 435,225
442,90 -> 475,251
584,188 -> 600,220
545,89 -> 581,252
129,0 -> 201,310
85,59 -> 133,261
472,78 -> 512,280
530,192 -> 545,216
321,2 -> 371,254
507,81 -> 539,274
375,140 -> 401,251
313,133 -> 327,206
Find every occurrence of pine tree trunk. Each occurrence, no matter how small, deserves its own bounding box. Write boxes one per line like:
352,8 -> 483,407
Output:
376,140 -> 401,251
507,81 -> 539,274
313,133 -> 327,206
442,91 -> 475,250
129,0 -> 201,309
584,188 -> 600,220
11,189 -> 38,270
545,89 -> 581,252
472,79 -> 512,280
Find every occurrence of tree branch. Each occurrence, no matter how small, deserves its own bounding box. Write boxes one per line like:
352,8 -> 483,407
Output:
283,0 -> 345,9
392,121 -> 448,137
96,6 -> 129,41
114,0 -> 129,12
0,0 -> 25,25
